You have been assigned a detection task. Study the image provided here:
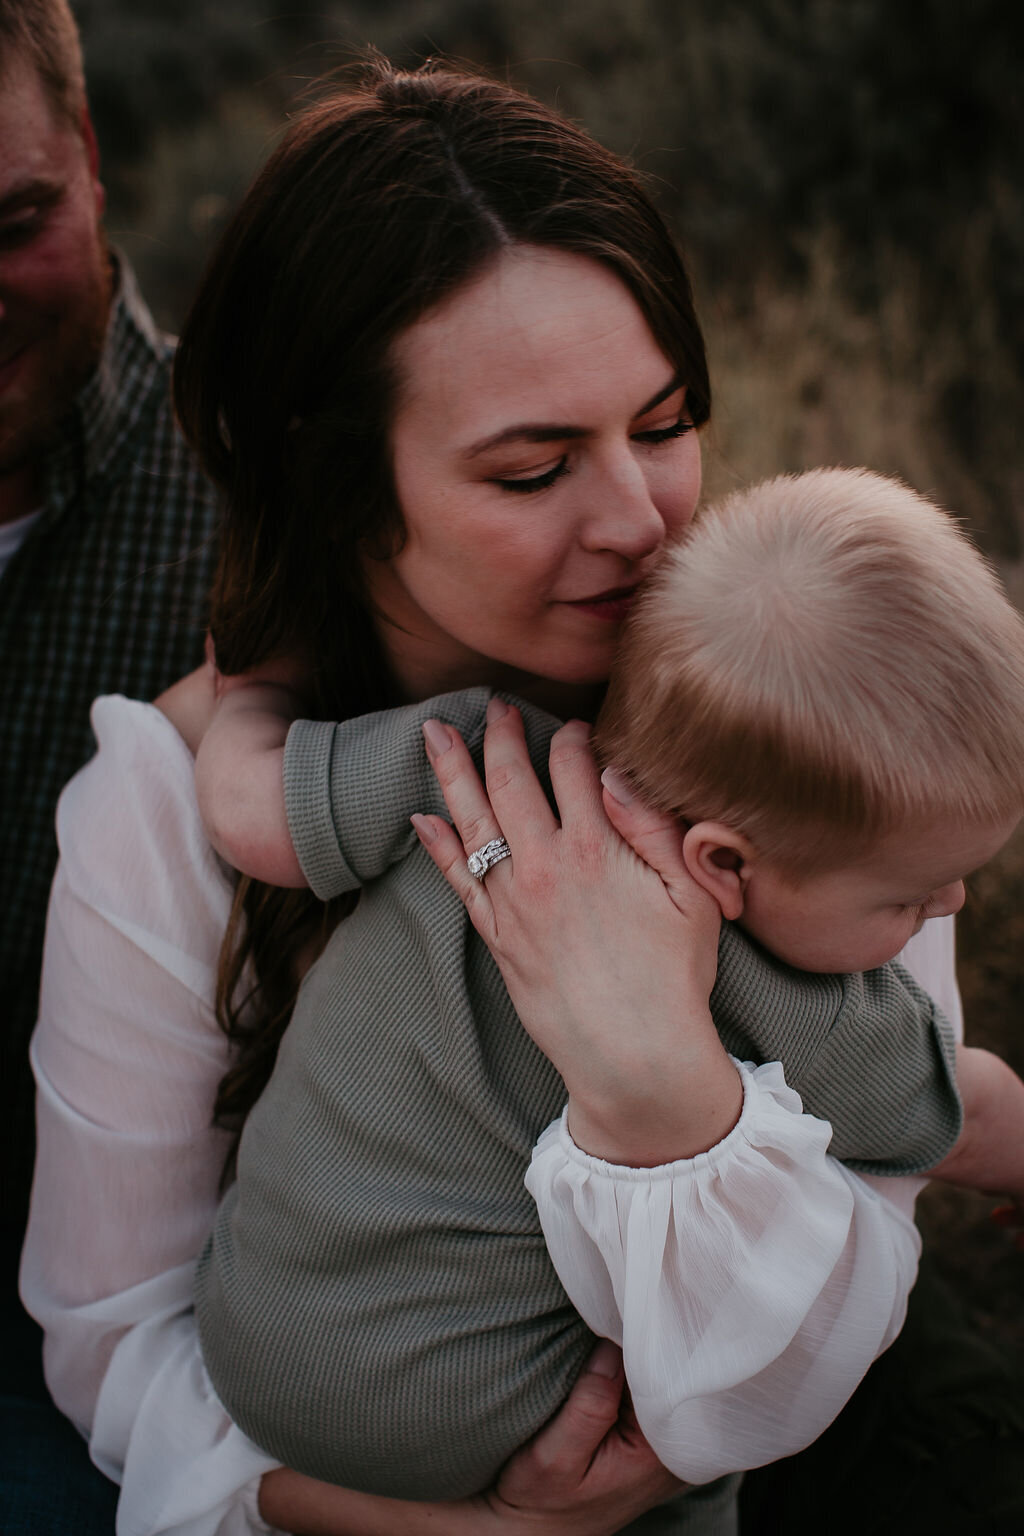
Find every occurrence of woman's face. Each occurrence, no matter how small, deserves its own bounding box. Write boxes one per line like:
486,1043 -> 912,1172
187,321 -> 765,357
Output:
365,245 -> 702,711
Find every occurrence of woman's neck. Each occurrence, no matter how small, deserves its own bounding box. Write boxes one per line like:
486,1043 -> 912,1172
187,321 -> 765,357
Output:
388,646 -> 605,723
491,671 -> 606,723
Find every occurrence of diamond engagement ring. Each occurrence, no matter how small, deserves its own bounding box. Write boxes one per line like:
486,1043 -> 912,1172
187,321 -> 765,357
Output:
467,837 -> 512,881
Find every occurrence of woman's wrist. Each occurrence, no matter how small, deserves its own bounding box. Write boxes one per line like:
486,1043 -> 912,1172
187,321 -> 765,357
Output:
565,1027 -> 743,1166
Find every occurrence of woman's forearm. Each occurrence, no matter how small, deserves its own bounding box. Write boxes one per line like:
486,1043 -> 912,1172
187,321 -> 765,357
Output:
260,1473 -> 506,1536
22,699 -> 285,1535
259,1339 -> 682,1536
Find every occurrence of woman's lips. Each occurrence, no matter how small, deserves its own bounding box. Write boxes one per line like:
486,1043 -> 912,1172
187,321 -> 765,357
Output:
567,585 -> 640,623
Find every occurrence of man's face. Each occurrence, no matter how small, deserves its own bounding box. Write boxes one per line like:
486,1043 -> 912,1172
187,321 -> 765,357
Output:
0,53 -> 110,504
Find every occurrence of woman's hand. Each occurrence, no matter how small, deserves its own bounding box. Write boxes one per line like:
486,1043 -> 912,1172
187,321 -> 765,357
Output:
258,1341 -> 683,1535
483,1340 -> 684,1530
412,699 -> 742,1165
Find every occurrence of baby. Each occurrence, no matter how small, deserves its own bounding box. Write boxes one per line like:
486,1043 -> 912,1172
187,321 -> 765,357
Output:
193,468 -> 1024,1498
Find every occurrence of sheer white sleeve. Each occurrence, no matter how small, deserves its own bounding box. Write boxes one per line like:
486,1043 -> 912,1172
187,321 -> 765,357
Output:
527,918 -> 962,1484
20,697 -> 282,1536
527,1058 -> 921,1482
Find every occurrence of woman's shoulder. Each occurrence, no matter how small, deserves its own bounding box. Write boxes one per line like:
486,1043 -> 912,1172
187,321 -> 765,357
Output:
56,694 -> 234,939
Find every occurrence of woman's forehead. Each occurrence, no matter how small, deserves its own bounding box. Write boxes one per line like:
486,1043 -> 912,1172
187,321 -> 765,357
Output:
389,245 -> 675,442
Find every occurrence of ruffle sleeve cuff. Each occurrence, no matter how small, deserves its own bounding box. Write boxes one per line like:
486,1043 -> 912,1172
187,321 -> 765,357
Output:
526,1059 -> 921,1483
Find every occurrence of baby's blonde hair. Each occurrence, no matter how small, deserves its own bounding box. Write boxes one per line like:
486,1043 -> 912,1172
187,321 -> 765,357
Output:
597,468 -> 1024,873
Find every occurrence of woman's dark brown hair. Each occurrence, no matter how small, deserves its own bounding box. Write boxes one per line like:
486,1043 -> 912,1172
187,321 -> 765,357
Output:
172,55 -> 711,1141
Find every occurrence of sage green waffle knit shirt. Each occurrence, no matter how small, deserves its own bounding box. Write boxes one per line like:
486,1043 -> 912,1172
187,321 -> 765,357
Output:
195,687 -> 959,1519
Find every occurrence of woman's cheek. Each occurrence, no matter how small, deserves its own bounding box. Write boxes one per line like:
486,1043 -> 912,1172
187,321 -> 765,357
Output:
650,440 -> 702,539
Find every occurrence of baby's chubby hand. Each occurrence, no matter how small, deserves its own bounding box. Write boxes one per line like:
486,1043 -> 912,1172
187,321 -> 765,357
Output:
193,657 -> 309,888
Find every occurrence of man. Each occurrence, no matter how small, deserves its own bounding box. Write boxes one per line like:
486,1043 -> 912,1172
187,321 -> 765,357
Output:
0,3 -> 219,1527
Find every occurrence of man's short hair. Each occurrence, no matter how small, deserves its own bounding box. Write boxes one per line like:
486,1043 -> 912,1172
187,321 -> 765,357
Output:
0,0 -> 85,124
597,468 -> 1024,873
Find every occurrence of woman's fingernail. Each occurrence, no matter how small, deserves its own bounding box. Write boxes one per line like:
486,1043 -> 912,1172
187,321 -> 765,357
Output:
422,719 -> 452,756
586,1340 -> 622,1379
410,813 -> 436,845
601,766 -> 636,806
486,696 -> 509,723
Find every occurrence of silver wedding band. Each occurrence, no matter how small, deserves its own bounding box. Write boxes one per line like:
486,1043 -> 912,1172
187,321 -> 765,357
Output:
467,837 -> 512,881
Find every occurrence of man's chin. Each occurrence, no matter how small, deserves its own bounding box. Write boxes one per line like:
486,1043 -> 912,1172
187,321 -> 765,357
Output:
0,397 -> 62,480
0,332 -> 106,478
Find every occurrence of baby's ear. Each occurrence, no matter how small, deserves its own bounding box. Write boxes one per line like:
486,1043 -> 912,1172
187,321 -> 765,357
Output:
681,823 -> 756,921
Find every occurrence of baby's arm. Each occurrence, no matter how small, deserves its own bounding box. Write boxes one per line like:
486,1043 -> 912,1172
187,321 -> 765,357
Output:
195,680 -> 307,887
196,684 -> 512,896
929,1044 -> 1024,1212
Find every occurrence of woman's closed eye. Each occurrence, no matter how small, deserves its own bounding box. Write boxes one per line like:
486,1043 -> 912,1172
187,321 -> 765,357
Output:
631,416 -> 695,447
489,415 -> 694,494
491,458 -> 570,494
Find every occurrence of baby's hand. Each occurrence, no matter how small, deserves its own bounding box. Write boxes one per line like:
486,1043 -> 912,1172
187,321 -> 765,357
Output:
194,674 -> 308,887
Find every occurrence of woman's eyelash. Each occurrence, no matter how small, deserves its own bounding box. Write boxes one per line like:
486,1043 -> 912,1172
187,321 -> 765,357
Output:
492,417 -> 693,493
494,460 -> 570,494
632,418 -> 694,445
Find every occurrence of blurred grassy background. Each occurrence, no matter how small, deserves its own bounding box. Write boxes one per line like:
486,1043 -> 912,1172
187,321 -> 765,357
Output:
75,0 -> 1024,1341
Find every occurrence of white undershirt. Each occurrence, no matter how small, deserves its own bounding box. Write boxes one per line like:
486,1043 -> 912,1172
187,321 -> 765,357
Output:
20,696 -> 957,1534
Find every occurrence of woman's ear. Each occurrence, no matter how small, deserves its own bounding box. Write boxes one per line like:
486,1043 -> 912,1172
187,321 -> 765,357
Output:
681,822 -> 757,921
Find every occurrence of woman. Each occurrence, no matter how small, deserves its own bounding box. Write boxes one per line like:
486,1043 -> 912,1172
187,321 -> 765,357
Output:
21,59 -> 937,1536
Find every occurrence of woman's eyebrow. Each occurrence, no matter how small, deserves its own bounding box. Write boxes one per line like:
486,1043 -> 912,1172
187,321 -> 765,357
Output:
635,374 -> 686,418
462,374 -> 685,460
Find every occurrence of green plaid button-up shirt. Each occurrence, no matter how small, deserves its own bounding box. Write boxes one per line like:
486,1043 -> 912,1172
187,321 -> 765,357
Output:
1,260 -> 220,1313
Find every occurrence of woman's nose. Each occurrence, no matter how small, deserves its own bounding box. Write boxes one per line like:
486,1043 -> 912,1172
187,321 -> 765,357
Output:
931,880 -> 966,919
580,455 -> 666,561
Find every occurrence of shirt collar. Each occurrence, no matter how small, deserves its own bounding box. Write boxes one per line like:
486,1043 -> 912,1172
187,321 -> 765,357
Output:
76,254 -> 171,485
39,253 -> 173,527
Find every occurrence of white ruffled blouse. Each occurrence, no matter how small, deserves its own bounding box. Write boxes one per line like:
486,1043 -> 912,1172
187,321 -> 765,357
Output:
20,696 -> 962,1535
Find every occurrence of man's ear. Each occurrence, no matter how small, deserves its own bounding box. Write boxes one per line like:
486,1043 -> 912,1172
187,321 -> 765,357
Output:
681,822 -> 757,920
79,106 -> 106,217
